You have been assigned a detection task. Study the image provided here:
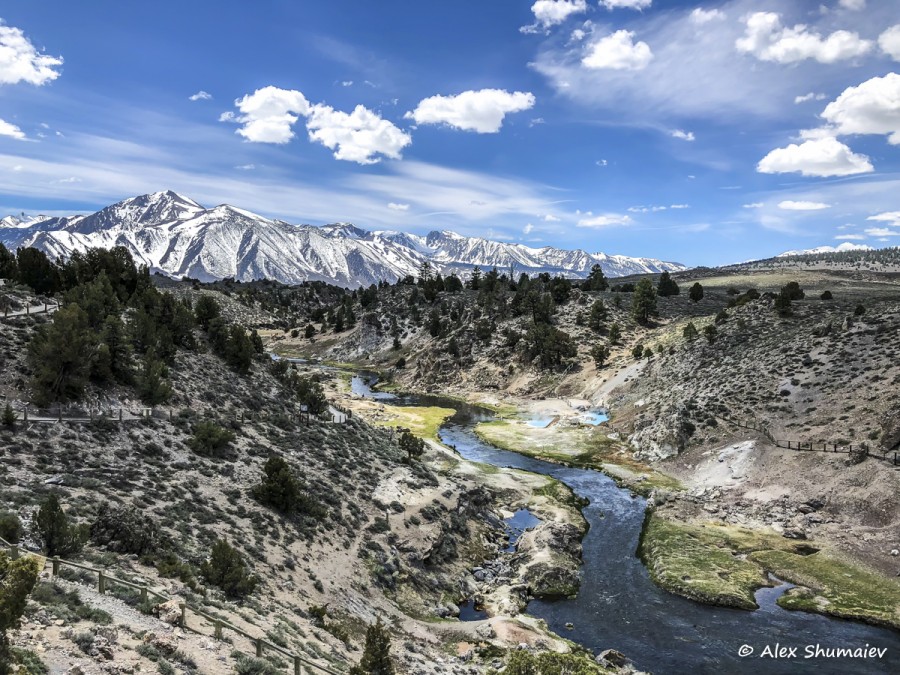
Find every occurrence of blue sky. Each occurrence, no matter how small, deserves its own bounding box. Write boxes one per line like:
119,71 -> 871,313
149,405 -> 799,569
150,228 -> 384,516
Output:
1,0 -> 899,266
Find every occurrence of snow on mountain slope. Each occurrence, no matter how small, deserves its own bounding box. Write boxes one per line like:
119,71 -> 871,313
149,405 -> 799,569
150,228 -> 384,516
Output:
1,191 -> 686,286
777,243 -> 873,257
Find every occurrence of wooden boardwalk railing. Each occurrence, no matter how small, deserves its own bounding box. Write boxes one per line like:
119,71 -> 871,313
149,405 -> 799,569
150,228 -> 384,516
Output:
1,537 -> 342,674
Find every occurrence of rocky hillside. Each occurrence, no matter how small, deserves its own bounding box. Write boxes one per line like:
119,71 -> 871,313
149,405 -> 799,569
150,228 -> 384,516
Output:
273,265 -> 900,590
0,265 -> 620,674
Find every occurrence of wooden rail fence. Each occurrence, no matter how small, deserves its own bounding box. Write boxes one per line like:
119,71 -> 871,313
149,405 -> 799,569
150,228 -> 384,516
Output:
0,536 -> 341,674
3,403 -> 347,427
715,414 -> 899,466
0,301 -> 60,319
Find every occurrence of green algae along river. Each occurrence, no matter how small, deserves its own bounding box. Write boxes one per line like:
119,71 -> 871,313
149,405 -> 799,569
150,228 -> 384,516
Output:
351,373 -> 900,675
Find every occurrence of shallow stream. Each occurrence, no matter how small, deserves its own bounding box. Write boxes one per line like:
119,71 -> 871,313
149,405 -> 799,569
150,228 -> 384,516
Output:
352,374 -> 900,674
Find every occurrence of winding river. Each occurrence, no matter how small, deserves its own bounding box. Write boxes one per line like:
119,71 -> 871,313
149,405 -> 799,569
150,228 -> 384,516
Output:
351,374 -> 900,674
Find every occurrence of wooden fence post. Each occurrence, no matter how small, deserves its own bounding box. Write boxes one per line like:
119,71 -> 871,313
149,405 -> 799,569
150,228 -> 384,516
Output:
8,545 -> 18,560
256,638 -> 264,657
98,571 -> 106,594
294,656 -> 302,675
214,619 -> 223,640
119,408 -> 123,421
140,587 -> 148,604
51,558 -> 60,576
180,603 -> 186,628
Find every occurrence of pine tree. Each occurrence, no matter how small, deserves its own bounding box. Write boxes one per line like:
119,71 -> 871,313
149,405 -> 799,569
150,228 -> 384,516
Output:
588,299 -> 606,332
349,619 -> 394,675
585,264 -> 609,291
1,404 -> 15,430
28,304 -> 97,406
200,539 -> 258,600
0,243 -> 17,281
657,271 -> 680,297
399,430 -> 425,462
703,324 -> 718,344
15,247 -> 59,295
252,456 -> 303,514
137,353 -> 172,405
224,325 -> 254,374
631,279 -> 658,324
194,295 -> 221,329
100,315 -> 133,383
683,322 -> 699,342
590,344 -> 610,368
469,266 -> 482,290
608,322 -> 621,344
32,494 -> 84,557
689,282 -> 704,303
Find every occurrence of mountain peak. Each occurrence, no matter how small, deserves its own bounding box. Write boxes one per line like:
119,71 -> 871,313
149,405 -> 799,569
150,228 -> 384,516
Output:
321,222 -> 370,239
1,192 -> 686,287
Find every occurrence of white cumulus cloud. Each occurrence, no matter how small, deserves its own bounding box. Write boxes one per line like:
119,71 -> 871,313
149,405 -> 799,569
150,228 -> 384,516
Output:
387,202 -> 410,211
582,30 -> 653,70
599,0 -> 652,9
577,213 -> 633,228
839,0 -> 866,9
0,118 -> 25,139
307,103 -> 411,164
880,25 -> 900,61
189,90 -> 212,101
670,129 -> 695,141
523,0 -> 588,32
0,22 -> 63,85
778,200 -> 831,211
821,73 -> 900,145
757,137 -> 873,177
225,85 -> 410,163
405,89 -> 535,133
230,86 -> 311,144
743,203 -> 764,209
736,12 -> 872,64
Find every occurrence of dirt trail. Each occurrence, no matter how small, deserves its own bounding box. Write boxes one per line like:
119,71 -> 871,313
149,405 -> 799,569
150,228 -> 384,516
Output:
15,575 -> 236,675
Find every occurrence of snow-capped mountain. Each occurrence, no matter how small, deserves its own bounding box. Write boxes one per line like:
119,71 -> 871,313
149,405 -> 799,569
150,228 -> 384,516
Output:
0,191 -> 686,287
777,242 -> 873,257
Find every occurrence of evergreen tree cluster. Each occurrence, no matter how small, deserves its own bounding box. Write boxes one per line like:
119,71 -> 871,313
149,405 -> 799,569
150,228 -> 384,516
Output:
269,360 -> 328,414
252,455 -> 324,517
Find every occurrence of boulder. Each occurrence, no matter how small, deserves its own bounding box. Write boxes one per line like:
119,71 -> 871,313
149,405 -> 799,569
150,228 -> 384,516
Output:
523,561 -> 580,599
153,599 -> 182,625
597,649 -> 630,668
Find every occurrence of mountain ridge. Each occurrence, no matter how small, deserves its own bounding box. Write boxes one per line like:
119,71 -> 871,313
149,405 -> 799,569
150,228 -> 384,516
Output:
0,190 -> 686,287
